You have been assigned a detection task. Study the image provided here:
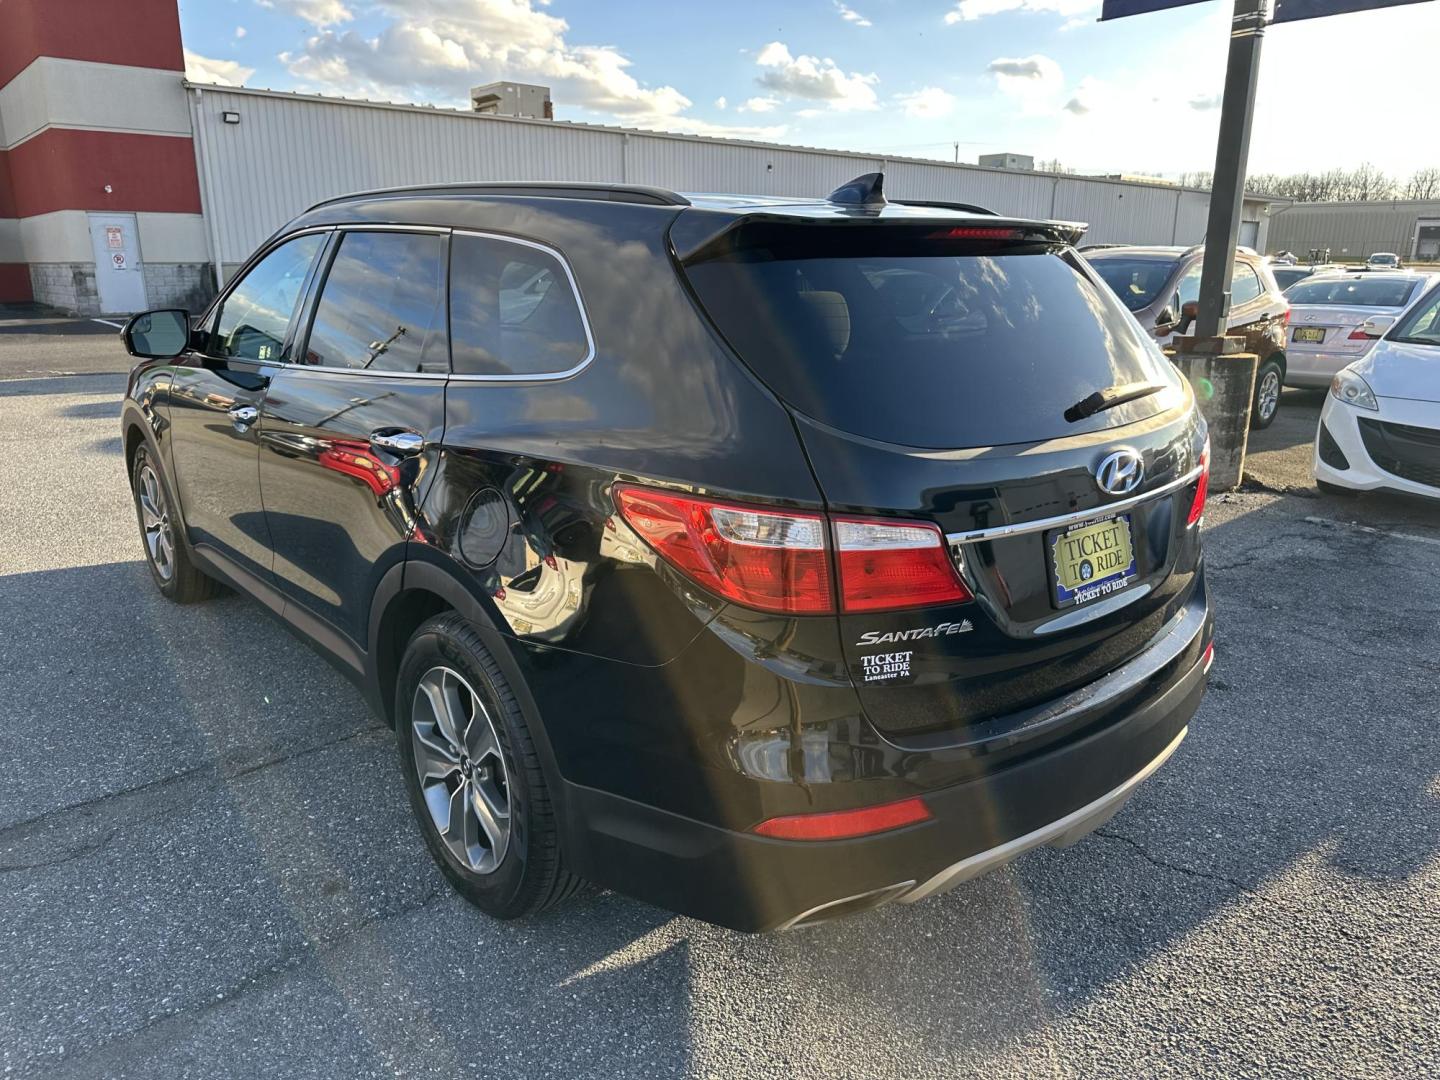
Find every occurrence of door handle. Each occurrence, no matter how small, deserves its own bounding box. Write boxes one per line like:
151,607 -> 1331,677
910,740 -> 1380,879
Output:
369,429 -> 425,456
228,404 -> 259,429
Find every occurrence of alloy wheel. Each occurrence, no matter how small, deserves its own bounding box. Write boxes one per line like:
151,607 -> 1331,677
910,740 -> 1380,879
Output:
410,666 -> 511,874
1258,369 -> 1280,422
136,462 -> 176,582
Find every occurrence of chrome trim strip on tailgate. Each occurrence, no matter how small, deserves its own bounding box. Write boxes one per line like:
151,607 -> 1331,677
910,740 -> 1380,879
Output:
946,464 -> 1204,546
898,725 -> 1189,904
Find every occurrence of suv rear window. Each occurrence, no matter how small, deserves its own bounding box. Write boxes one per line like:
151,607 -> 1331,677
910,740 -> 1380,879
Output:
685,247 -> 1179,448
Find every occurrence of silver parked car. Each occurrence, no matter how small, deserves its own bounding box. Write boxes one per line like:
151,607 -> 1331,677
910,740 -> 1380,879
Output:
1284,271 -> 1437,388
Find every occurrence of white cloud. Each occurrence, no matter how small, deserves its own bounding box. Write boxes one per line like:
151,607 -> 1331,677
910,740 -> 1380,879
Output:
1063,76 -> 1106,115
754,41 -> 878,110
280,0 -> 783,140
739,96 -> 780,113
945,0 -> 1096,22
235,26 -> 248,39
256,0 -> 354,27
987,54 -> 1062,91
184,49 -> 256,86
895,87 -> 956,119
714,95 -> 727,109
835,2 -> 873,27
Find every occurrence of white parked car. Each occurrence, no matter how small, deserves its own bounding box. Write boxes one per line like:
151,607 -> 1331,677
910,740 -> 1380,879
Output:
1365,252 -> 1402,270
1284,272 -> 1437,388
1314,281 -> 1440,500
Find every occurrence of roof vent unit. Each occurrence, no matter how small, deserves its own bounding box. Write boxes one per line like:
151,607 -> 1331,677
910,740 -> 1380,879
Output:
827,172 -> 887,208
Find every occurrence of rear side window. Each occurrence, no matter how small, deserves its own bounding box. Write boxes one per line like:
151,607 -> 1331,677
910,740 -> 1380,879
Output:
300,231 -> 448,373
211,233 -> 325,362
1231,263 -> 1262,305
1288,276 -> 1420,307
449,233 -> 591,377
684,247 -> 1179,448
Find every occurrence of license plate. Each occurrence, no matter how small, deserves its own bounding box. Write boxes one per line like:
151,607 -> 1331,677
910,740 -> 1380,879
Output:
1048,514 -> 1137,608
1294,327 -> 1325,343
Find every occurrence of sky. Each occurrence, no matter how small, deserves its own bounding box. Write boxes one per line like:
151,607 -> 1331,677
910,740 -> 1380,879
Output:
177,0 -> 1440,180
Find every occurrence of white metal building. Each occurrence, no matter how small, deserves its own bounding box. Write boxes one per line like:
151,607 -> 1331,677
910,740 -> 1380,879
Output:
188,84 -> 1279,291
1266,199 -> 1440,262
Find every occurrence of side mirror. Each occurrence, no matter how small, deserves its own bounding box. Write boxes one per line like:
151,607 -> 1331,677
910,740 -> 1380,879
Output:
1358,314 -> 1396,339
1178,300 -> 1199,333
1155,306 -> 1177,328
122,309 -> 191,360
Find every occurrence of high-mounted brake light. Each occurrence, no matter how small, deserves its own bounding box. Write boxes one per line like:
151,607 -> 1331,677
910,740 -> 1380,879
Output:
614,486 -> 973,616
1187,440 -> 1210,527
613,487 -> 833,614
927,226 -> 1024,241
833,518 -> 972,612
751,796 -> 932,841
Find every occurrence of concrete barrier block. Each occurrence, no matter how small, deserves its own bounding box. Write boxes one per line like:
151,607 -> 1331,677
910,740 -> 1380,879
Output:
1172,351 -> 1257,492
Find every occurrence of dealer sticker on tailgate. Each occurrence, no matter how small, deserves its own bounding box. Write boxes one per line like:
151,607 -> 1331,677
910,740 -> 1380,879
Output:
1048,514 -> 1137,608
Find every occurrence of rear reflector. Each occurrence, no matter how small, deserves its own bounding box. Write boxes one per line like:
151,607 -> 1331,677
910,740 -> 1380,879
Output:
752,796 -> 932,841
833,518 -> 972,612
613,486 -> 832,614
1202,641 -> 1215,672
1187,440 -> 1210,527
615,485 -> 975,616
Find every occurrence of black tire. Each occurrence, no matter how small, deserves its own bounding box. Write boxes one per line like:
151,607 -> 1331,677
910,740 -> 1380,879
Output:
129,443 -> 223,603
395,612 -> 583,919
1251,358 -> 1283,430
1317,479 -> 1358,498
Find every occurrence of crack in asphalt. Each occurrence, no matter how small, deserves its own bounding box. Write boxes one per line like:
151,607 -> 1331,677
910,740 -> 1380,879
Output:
1090,828 -> 1287,911
0,724 -> 389,872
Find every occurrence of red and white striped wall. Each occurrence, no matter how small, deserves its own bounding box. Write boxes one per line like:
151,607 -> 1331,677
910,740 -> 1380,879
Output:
0,0 -> 209,312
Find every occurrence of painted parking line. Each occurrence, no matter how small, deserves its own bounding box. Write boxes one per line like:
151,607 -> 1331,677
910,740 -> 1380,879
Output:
91,318 -> 125,329
1304,516 -> 1440,549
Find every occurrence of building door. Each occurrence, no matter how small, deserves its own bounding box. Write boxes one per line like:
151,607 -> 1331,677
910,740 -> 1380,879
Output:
1239,220 -> 1260,249
87,212 -> 148,314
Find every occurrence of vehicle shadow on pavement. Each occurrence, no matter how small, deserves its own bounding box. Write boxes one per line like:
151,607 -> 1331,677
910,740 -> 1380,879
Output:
3,503 -> 1436,1078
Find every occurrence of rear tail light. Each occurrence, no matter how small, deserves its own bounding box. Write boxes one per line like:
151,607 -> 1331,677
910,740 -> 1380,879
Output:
833,518 -> 972,612
1187,440 -> 1210,527
613,487 -> 832,614
1281,307 -> 1291,327
1347,325 -> 1376,341
614,486 -> 972,616
751,796 -> 932,841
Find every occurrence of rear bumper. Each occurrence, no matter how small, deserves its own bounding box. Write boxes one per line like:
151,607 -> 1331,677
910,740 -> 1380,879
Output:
560,602 -> 1211,931
1286,348 -> 1366,388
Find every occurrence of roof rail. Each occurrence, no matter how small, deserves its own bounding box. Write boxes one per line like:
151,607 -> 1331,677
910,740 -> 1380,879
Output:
306,181 -> 691,213
1180,243 -> 1258,259
891,198 -> 998,217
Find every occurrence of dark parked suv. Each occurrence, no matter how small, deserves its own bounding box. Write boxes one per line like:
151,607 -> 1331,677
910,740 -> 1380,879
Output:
120,175 -> 1214,931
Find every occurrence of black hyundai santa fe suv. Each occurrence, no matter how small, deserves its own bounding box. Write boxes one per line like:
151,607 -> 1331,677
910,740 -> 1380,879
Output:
120,175 -> 1213,931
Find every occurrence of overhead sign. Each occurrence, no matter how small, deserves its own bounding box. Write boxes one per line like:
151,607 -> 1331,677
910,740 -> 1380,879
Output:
1099,0 -> 1200,18
1272,0 -> 1432,21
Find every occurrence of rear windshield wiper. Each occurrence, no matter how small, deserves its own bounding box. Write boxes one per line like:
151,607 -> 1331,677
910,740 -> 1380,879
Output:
1064,382 -> 1168,423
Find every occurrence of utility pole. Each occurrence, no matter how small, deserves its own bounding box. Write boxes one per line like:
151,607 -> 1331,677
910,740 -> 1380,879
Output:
954,142 -> 960,164
1194,0 -> 1267,339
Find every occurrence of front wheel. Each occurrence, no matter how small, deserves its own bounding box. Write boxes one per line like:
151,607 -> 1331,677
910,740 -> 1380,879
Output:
1251,359 -> 1283,430
395,612 -> 583,919
130,444 -> 222,603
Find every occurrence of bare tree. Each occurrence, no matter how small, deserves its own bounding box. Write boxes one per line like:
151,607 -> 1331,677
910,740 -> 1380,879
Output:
1403,167 -> 1440,200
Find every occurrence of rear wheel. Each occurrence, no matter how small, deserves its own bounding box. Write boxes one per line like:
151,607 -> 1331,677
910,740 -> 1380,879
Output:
130,444 -> 222,603
395,612 -> 583,919
1251,359 -> 1282,430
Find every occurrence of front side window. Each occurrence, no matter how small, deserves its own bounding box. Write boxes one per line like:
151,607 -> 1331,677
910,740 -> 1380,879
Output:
449,234 -> 591,377
211,233 -> 325,362
1390,285 -> 1440,346
1231,263 -> 1262,305
300,231 -> 449,373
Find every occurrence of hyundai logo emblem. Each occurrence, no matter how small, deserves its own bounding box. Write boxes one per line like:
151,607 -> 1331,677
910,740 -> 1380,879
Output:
1094,449 -> 1145,496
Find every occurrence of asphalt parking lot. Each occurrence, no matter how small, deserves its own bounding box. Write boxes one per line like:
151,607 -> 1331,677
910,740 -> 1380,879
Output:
2,318 -> 1437,1079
